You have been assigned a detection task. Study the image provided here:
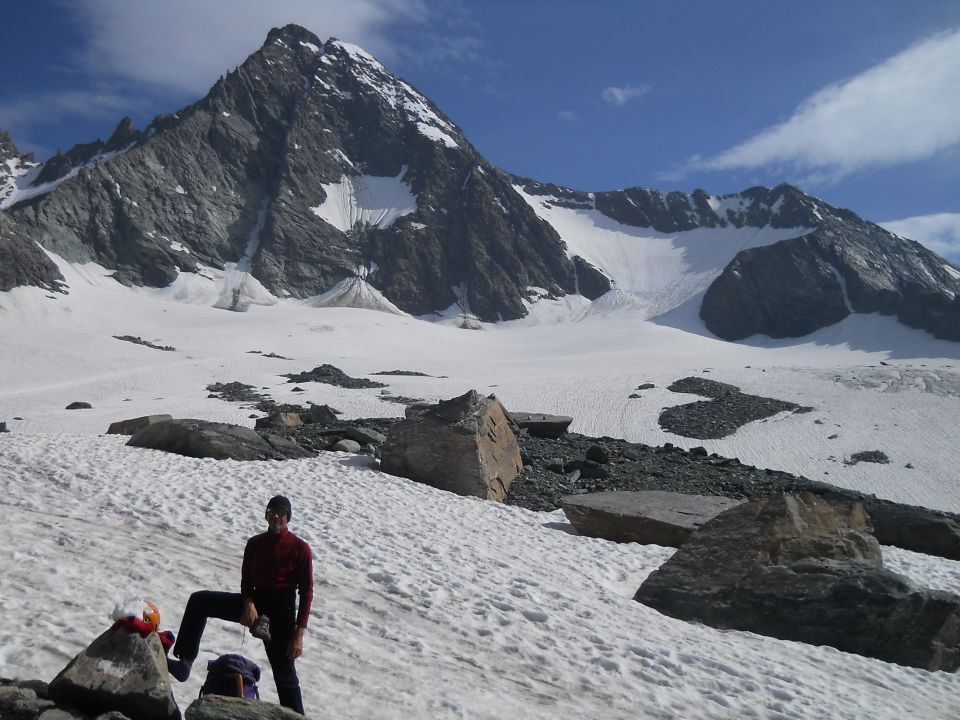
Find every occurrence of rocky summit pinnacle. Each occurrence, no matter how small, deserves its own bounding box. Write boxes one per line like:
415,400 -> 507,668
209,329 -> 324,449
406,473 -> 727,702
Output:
0,24 -> 958,341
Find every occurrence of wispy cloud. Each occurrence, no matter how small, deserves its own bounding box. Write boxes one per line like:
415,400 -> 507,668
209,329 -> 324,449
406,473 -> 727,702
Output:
686,29 -> 960,182
69,0 -> 431,95
600,84 -> 650,107
557,110 -> 577,122
880,213 -> 960,262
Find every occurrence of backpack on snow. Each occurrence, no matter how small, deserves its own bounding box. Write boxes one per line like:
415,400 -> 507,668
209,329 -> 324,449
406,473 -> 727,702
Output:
199,653 -> 261,700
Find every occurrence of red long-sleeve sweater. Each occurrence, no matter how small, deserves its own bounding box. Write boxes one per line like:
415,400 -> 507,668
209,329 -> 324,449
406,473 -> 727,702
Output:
241,528 -> 314,628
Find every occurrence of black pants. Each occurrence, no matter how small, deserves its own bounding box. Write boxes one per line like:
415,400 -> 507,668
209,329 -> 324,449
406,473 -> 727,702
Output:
172,589 -> 304,714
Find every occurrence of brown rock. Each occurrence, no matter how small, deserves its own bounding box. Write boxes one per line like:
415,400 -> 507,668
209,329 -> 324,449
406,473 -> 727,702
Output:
381,390 -> 522,501
254,412 -> 303,429
635,492 -> 960,671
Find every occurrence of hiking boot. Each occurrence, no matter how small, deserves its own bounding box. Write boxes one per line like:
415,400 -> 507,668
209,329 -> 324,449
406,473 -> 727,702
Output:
251,614 -> 271,643
167,656 -> 193,682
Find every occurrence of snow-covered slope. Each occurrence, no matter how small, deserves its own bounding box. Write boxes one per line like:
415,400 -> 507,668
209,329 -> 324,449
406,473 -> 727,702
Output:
4,432 -> 960,720
2,241 -> 960,719
516,186 -> 812,319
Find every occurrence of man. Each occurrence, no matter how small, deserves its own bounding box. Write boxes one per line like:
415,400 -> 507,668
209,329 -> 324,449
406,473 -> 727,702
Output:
168,495 -> 313,714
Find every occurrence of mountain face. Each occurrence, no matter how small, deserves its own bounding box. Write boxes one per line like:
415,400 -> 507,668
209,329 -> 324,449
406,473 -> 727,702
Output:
1,24 -> 958,341
701,206 -> 960,341
1,25 -> 581,319
515,180 -> 960,341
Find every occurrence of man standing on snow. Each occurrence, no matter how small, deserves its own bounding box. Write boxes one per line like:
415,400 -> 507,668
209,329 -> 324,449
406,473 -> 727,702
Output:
167,495 -> 313,715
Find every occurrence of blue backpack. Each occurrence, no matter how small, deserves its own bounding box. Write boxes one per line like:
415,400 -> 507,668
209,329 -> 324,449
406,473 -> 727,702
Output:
199,654 -> 261,700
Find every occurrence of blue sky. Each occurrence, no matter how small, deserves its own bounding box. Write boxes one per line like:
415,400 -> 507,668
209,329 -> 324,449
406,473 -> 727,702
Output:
3,0 -> 960,260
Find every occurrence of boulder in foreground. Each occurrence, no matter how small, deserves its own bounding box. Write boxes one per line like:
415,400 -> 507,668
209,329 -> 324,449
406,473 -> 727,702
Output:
127,419 -> 315,461
49,625 -> 180,720
562,490 -> 744,547
185,693 -> 303,719
381,390 -> 522,501
635,492 -> 960,671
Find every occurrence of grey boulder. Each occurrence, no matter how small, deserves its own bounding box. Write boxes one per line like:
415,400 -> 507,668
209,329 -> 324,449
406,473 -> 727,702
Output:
127,419 -> 315,461
562,490 -> 745,547
635,492 -> 960,671
330,439 -> 362,453
507,412 -> 573,439
343,426 -> 387,445
185,694 -> 302,720
306,404 -> 340,425
867,498 -> 960,560
381,390 -> 522,501
48,626 -> 180,720
106,414 -> 173,435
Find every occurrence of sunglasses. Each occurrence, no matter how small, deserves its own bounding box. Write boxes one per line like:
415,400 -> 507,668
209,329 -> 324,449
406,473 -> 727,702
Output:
265,509 -> 288,518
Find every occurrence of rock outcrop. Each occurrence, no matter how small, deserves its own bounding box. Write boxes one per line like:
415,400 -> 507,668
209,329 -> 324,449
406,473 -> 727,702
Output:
0,212 -> 65,293
698,192 -> 960,341
659,377 -> 809,439
127,419 -> 315,461
381,390 -> 522,500
635,492 -> 960,671
562,490 -> 744,547
107,414 -> 174,435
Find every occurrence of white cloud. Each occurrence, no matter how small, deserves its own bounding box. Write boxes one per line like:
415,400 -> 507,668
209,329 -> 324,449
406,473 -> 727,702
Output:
557,110 -> 577,122
600,84 -> 650,107
691,29 -> 960,180
69,0 -> 430,95
880,213 -> 960,262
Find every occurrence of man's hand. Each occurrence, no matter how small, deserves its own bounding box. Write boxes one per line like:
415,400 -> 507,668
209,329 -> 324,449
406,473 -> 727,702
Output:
240,599 -> 258,628
287,626 -> 305,660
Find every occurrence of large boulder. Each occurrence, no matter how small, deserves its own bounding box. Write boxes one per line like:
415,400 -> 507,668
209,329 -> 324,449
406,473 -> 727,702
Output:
507,412 -> 573,439
867,499 -> 960,560
127,419 -> 315,461
48,625 -> 180,720
185,694 -> 302,719
635,492 -> 960,671
306,403 -> 340,425
381,390 -> 522,501
107,414 -> 174,435
562,490 -> 744,547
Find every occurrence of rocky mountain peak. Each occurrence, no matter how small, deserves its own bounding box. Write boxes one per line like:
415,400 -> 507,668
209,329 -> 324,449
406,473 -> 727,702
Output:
264,23 -> 324,50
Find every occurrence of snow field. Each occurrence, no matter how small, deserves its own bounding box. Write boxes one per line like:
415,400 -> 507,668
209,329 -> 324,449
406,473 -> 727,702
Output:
1,232 -> 960,717
3,433 -> 960,719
